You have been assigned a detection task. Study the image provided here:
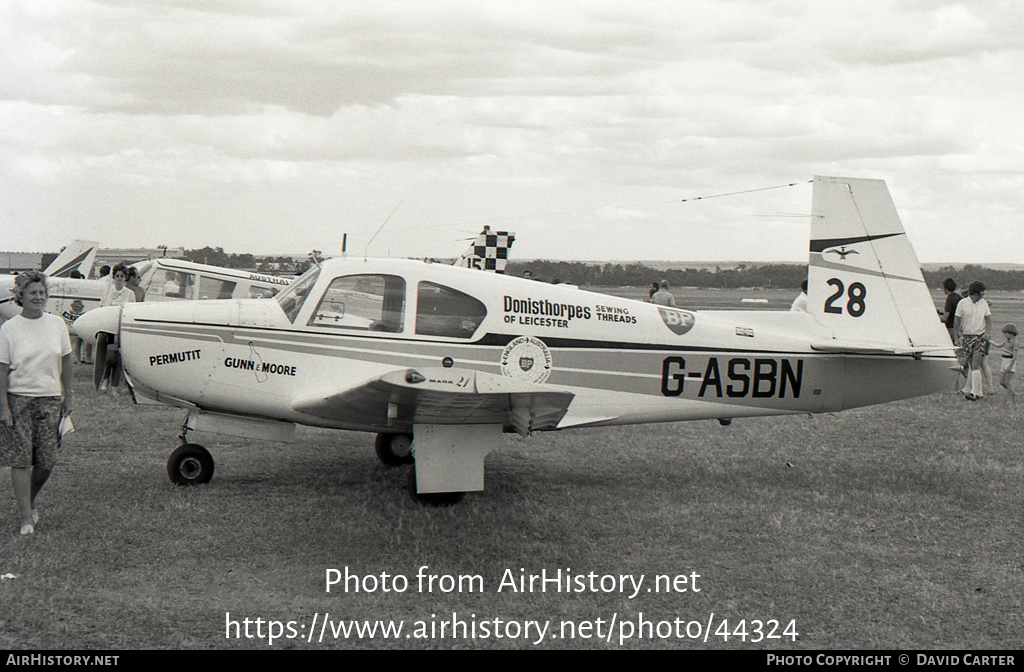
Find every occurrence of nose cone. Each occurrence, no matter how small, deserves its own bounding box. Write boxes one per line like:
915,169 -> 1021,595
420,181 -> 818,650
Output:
73,306 -> 121,345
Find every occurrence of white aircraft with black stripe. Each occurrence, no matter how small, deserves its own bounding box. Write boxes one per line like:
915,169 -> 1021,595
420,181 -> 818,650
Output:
73,176 -> 957,504
1,255 -> 292,327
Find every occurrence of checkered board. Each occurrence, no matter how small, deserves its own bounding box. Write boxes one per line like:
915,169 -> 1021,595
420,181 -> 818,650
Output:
459,230 -> 515,272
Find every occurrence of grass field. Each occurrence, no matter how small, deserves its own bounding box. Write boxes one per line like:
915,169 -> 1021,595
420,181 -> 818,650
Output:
1,291 -> 1022,650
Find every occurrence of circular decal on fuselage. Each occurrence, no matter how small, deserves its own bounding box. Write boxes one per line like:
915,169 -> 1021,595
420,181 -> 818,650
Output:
500,336 -> 552,384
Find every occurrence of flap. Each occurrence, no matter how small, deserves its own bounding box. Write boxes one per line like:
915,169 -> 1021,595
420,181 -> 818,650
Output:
291,367 -> 574,435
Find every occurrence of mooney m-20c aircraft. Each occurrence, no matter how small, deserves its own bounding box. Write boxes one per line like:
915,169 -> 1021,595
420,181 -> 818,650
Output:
74,177 -> 956,504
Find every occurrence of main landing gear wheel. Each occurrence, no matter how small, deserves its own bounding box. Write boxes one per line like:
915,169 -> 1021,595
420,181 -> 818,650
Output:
406,469 -> 465,506
167,443 -> 215,486
375,433 -> 414,466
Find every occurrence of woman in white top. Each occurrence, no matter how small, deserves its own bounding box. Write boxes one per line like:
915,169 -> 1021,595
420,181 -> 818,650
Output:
0,271 -> 73,535
97,263 -> 135,393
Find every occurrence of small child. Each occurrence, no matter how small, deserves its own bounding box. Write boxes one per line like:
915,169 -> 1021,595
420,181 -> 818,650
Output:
991,324 -> 1018,402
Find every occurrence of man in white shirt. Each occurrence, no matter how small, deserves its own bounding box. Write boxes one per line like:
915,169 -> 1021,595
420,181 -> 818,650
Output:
652,280 -> 676,307
954,281 -> 992,400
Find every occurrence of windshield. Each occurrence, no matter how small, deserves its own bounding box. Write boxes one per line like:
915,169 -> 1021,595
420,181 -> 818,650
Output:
275,266 -> 320,322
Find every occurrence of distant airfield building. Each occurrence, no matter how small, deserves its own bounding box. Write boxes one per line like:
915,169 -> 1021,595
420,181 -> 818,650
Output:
1,246 -> 185,276
0,250 -> 53,274
95,247 -> 185,270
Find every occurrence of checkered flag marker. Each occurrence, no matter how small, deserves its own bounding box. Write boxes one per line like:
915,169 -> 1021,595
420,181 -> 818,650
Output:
454,226 -> 515,273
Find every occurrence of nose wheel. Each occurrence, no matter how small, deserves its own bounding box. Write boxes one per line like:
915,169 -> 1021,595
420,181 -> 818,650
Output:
167,415 -> 214,485
167,443 -> 215,485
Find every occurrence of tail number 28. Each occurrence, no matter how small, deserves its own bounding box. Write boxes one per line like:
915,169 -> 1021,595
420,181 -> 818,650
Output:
824,278 -> 866,317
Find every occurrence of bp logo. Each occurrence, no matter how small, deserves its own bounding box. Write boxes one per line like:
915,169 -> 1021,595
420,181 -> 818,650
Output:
500,336 -> 552,384
658,307 -> 696,336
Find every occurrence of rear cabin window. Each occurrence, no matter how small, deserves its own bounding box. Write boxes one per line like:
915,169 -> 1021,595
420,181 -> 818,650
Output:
415,281 -> 487,338
147,269 -> 196,301
197,276 -> 237,300
309,274 -> 406,332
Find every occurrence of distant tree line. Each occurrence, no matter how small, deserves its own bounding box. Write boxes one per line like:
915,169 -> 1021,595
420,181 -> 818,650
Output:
506,261 -> 1024,291
181,247 -> 311,275
177,249 -> 1024,290
506,261 -> 808,289
921,265 -> 1024,293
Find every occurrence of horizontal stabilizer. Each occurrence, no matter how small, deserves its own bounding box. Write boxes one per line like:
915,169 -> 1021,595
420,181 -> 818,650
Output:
810,339 -> 955,357
292,367 -> 573,435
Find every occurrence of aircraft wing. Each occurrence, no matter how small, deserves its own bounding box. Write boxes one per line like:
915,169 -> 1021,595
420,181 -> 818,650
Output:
291,367 -> 574,435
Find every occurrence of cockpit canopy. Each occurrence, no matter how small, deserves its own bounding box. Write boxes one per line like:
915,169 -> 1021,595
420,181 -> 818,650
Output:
277,262 -> 488,339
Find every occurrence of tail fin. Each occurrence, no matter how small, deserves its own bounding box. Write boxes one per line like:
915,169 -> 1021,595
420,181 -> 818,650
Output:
807,177 -> 948,348
454,226 -> 515,273
44,240 -> 99,278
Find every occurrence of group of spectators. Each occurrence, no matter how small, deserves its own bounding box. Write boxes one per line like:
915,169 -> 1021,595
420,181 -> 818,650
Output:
647,280 -> 676,306
939,278 -> 1017,402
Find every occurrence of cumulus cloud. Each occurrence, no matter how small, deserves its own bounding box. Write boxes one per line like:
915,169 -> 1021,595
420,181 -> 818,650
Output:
0,0 -> 1022,262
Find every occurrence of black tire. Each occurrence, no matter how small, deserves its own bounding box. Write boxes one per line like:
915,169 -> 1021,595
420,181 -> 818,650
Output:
375,433 -> 414,466
167,443 -> 215,486
405,468 -> 465,506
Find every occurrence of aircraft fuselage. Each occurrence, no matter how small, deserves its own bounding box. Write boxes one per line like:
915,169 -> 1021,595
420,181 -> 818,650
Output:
110,258 -> 952,433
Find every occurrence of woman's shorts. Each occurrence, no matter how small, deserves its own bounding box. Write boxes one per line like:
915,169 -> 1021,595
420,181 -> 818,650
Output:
0,395 -> 64,469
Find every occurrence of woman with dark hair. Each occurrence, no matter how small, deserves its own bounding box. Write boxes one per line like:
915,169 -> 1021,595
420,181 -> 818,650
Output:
0,271 -> 73,535
97,263 -> 135,393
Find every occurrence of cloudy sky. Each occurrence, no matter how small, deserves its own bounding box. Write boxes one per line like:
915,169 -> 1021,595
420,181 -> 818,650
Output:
2,0 -> 1022,263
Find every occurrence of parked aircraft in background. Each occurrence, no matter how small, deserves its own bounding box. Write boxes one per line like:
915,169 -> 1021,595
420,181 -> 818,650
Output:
43,240 -> 100,278
74,177 -> 957,504
1,257 -> 291,323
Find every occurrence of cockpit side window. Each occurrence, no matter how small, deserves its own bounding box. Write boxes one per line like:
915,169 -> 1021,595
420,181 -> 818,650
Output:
276,266 -> 320,323
308,274 -> 406,333
415,281 -> 487,338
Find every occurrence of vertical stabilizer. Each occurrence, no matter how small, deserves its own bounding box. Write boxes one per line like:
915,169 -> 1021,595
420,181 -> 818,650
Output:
808,177 -> 948,348
44,240 -> 100,278
454,226 -> 515,273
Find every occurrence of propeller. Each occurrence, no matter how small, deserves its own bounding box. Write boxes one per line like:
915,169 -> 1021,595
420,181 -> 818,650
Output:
93,332 -> 109,390
71,306 -> 123,391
